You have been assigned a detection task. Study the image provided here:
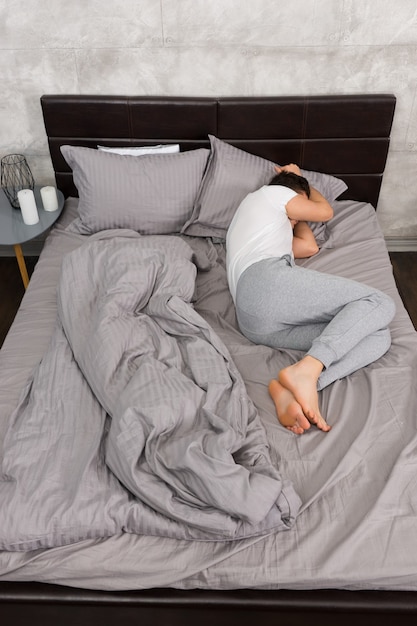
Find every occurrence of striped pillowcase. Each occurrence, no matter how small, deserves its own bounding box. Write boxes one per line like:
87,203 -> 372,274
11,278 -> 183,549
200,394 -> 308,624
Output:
60,145 -> 209,235
181,135 -> 277,239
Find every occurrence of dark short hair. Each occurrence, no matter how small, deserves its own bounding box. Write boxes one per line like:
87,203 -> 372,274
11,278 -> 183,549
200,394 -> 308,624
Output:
269,171 -> 311,198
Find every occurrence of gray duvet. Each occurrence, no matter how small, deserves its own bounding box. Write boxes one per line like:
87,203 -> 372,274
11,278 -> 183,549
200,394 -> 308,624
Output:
1,198 -> 417,590
0,232 -> 300,550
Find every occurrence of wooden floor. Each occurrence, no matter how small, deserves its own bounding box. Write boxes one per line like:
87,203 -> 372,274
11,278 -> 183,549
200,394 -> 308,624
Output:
389,252 -> 417,330
0,256 -> 38,347
0,252 -> 416,348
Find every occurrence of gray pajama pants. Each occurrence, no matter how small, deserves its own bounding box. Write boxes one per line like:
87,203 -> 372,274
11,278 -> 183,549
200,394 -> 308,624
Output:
235,256 -> 396,390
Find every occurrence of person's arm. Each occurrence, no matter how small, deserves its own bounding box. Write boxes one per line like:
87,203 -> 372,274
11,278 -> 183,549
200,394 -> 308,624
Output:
286,186 -> 333,223
276,164 -> 334,223
292,221 -> 319,258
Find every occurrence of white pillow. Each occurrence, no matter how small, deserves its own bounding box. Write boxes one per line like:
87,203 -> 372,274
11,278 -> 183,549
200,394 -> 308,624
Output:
97,144 -> 180,155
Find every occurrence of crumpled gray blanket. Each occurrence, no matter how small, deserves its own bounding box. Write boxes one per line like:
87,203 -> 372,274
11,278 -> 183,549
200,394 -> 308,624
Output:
0,232 -> 301,550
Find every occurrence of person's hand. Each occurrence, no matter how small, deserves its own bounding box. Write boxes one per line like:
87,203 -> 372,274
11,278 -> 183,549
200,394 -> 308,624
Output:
280,163 -> 301,176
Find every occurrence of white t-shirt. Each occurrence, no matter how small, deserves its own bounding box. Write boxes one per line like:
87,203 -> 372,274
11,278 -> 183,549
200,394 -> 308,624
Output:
226,185 -> 297,302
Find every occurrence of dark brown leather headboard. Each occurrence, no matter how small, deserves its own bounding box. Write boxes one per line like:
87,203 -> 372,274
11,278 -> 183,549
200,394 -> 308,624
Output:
40,94 -> 396,208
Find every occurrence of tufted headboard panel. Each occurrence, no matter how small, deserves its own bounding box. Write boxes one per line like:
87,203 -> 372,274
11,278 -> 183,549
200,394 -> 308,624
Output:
41,94 -> 396,208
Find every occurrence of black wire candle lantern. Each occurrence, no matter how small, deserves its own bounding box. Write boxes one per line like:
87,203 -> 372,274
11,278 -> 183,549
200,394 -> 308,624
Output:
1,154 -> 35,209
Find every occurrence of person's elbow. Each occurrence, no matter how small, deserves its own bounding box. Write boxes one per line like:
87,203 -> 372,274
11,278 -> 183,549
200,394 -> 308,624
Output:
322,203 -> 334,222
306,241 -> 320,257
293,240 -> 320,259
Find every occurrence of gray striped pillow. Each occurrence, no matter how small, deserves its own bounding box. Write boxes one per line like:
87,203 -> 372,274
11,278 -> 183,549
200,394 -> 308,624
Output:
60,145 -> 209,235
181,135 -> 277,239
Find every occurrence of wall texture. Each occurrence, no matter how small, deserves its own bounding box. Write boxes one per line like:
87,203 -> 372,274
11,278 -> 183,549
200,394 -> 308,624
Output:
1,0 -> 417,243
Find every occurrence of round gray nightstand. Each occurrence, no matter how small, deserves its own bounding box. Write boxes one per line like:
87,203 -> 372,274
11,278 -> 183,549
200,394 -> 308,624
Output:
0,185 -> 65,288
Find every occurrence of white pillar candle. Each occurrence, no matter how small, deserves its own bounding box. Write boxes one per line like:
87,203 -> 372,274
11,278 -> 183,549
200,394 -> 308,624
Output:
17,189 -> 39,225
40,185 -> 59,212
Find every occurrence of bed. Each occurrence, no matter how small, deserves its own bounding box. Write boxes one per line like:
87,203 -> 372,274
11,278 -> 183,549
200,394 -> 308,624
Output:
1,93 -> 417,625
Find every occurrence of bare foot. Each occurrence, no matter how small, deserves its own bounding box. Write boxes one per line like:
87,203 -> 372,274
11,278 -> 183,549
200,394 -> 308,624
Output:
268,379 -> 311,435
278,357 -> 331,433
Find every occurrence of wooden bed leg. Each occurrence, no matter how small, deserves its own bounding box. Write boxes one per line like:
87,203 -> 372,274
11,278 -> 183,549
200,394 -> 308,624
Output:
13,244 -> 29,290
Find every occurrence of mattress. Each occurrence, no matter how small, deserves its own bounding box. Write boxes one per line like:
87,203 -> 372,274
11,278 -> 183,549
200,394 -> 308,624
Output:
1,195 -> 416,591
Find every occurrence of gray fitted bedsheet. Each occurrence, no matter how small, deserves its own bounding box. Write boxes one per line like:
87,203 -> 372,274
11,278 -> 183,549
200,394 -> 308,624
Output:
1,197 -> 417,591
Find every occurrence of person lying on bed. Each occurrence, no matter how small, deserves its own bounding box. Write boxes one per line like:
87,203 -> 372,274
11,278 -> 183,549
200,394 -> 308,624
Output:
226,164 -> 396,435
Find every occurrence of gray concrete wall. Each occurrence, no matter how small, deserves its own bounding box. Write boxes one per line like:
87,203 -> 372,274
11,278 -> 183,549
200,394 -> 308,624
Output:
1,0 -> 417,241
